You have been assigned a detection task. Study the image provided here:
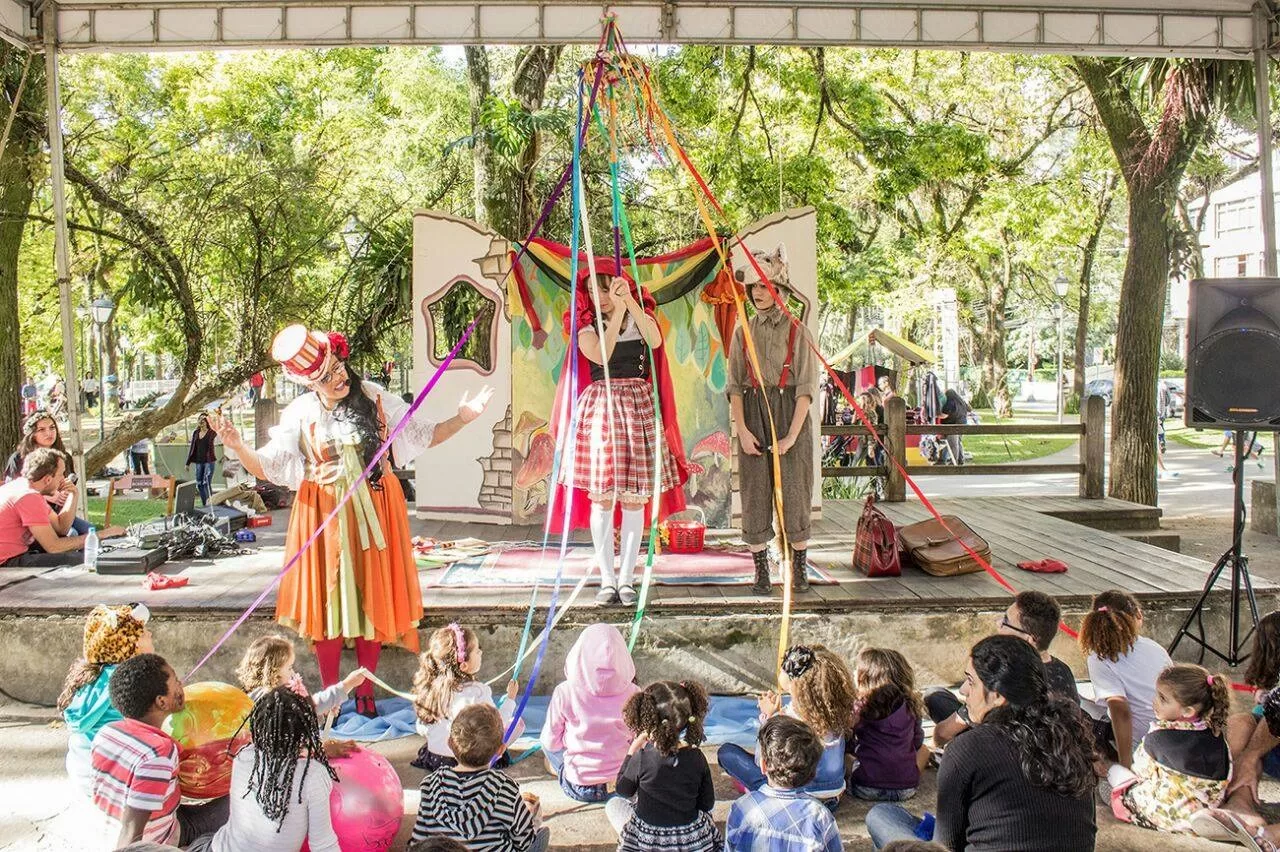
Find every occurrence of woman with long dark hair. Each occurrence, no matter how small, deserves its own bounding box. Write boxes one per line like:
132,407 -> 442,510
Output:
3,410 -> 89,535
210,326 -> 491,717
188,686 -> 339,851
186,413 -> 218,505
866,635 -> 1098,850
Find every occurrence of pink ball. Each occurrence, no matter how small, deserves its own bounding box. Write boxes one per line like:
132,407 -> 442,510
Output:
303,747 -> 403,851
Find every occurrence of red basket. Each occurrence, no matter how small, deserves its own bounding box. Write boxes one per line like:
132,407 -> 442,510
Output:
664,507 -> 706,554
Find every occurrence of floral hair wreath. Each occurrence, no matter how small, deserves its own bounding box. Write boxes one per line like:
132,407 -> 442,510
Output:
447,622 -> 468,667
781,645 -> 817,679
327,331 -> 350,361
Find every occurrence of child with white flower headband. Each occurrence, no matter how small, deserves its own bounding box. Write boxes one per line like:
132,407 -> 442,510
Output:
411,623 -> 523,771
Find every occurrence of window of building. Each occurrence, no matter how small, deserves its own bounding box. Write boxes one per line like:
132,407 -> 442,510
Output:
1215,199 -> 1256,237
1213,254 -> 1249,277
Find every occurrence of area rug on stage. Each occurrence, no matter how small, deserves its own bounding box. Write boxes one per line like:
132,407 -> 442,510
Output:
421,543 -> 835,588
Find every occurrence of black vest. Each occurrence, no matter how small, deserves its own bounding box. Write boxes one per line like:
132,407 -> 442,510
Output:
590,338 -> 650,382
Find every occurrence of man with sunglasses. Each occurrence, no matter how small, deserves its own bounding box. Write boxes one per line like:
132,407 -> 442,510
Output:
923,591 -> 1080,751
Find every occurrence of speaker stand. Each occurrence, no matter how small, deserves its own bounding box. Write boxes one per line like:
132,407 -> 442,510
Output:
1168,430 -> 1260,666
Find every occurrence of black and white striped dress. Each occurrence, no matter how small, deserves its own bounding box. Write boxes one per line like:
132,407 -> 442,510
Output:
412,766 -> 538,851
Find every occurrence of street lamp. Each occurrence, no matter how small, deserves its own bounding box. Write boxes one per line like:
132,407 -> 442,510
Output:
90,295 -> 115,444
1053,275 -> 1070,424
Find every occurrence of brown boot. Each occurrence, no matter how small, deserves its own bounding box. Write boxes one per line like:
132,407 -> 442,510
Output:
751,550 -> 772,595
791,548 -> 810,592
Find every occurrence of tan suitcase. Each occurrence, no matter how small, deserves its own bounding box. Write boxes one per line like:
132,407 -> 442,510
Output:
897,515 -> 991,577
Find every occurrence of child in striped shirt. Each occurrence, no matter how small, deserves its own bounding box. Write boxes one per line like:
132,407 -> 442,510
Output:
411,703 -> 548,852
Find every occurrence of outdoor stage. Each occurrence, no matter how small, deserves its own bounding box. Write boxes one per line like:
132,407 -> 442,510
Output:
0,495 -> 1273,707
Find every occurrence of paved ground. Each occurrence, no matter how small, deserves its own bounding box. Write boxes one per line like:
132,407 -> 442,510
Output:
0,700 -> 1263,852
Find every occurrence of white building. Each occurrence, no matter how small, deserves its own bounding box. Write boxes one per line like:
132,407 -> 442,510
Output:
1181,161 -> 1277,357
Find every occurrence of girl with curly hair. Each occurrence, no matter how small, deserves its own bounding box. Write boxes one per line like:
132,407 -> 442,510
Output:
410,623 -> 521,772
606,680 -> 719,852
717,644 -> 855,807
1106,663 -> 1231,834
210,325 -> 493,718
866,635 -> 1098,851
235,634 -> 369,721
848,647 -> 926,801
1079,589 -> 1171,766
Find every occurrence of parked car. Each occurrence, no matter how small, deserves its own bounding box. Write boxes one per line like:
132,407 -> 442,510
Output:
1084,379 -> 1114,405
1160,378 -> 1185,419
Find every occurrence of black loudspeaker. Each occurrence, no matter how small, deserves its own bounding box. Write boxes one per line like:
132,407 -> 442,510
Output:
1186,277 -> 1280,429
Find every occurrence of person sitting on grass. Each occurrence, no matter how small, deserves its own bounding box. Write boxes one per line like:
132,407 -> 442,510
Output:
188,687 -> 341,852
724,715 -> 843,851
0,448 -> 123,567
411,703 -> 548,851
90,653 -> 229,849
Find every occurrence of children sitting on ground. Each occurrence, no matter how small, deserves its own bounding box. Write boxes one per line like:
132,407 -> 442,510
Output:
848,648 -> 925,801
607,680 -> 719,852
189,687 -> 340,852
1080,589 -> 1171,766
540,624 -> 639,803
1219,612 -> 1280,822
718,644 -> 854,808
59,604 -> 154,797
236,634 -> 369,719
1105,663 -> 1231,834
90,653 -> 229,848
411,703 -> 549,852
924,591 -> 1079,755
412,623 -> 522,771
724,715 -> 844,851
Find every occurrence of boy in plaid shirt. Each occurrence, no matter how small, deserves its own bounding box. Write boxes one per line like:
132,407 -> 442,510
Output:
724,715 -> 843,851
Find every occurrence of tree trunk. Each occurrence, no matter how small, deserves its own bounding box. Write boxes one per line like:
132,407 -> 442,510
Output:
0,47 -> 42,457
1108,191 -> 1172,506
981,255 -> 1012,418
463,47 -> 491,228
1074,174 -> 1118,403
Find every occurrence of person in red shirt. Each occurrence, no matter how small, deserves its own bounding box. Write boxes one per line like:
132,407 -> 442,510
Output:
0,448 -> 123,567
91,653 -> 228,848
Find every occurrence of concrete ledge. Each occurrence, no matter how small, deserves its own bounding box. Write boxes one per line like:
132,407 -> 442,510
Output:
1253,479 -> 1277,535
9,590 -> 1278,708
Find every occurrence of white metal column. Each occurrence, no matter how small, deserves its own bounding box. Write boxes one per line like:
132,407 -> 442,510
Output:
45,2 -> 88,510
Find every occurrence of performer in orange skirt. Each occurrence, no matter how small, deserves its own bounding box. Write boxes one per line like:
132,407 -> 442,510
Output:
211,325 -> 492,716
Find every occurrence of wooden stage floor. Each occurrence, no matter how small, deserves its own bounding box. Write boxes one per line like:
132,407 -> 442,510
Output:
0,496 -> 1267,619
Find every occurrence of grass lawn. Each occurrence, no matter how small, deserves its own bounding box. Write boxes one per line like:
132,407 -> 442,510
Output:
85,497 -> 171,528
962,434 -> 1077,464
1166,421 -> 1229,451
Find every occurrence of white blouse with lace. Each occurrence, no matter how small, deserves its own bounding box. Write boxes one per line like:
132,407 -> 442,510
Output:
256,381 -> 438,490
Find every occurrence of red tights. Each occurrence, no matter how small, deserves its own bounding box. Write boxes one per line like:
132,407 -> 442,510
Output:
312,637 -> 381,701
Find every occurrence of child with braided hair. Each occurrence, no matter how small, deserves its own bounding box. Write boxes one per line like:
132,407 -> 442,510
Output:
718,644 -> 855,807
1105,663 -> 1232,835
606,680 -> 720,852
187,686 -> 340,851
411,623 -> 522,771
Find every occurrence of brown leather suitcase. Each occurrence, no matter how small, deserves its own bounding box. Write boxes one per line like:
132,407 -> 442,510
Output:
897,515 -> 991,577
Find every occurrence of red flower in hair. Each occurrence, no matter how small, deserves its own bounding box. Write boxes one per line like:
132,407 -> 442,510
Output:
327,331 -> 350,360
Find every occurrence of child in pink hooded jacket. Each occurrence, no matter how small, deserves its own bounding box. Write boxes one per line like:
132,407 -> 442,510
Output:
541,624 -> 639,802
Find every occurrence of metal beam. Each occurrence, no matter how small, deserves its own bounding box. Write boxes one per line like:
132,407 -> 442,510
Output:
43,1 -> 1261,58
44,1 -> 88,513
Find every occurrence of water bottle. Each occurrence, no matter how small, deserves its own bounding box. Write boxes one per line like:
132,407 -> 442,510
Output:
83,526 -> 100,572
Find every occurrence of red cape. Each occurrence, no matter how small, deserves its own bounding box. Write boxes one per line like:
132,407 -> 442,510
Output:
547,260 -> 689,531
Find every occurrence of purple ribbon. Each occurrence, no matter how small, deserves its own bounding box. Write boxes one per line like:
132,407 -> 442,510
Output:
185,321 -> 478,681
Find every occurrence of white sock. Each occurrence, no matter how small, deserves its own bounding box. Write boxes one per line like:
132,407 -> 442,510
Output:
618,507 -> 644,588
591,503 -> 616,588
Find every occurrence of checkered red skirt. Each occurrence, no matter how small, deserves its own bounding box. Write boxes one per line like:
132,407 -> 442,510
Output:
559,377 -> 682,502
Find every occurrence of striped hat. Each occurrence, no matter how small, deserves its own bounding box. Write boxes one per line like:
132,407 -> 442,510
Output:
271,324 -> 346,384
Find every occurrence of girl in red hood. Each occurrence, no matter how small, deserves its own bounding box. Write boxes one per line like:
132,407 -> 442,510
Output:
552,264 -> 688,606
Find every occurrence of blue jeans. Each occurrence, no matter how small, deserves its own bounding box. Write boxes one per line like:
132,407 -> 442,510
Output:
717,743 -> 767,791
194,462 -> 215,505
866,803 -> 926,850
544,748 -> 610,803
852,784 -> 917,802
68,516 -> 90,536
